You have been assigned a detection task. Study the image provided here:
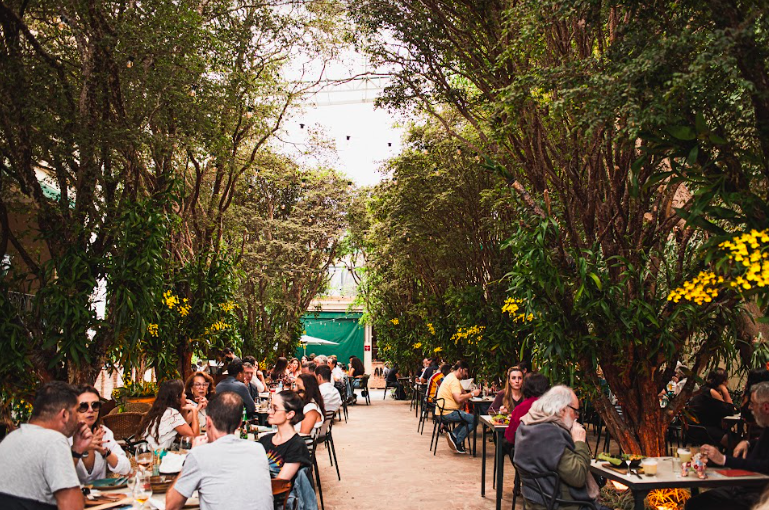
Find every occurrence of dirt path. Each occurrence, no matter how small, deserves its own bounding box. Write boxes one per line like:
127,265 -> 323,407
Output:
315,389 -> 520,510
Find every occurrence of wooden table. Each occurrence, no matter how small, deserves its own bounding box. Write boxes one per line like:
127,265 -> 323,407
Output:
86,486 -> 200,509
590,457 -> 769,510
470,396 -> 494,457
479,415 -> 508,510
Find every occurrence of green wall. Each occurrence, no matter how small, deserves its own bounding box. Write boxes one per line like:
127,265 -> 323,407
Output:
297,311 -> 364,362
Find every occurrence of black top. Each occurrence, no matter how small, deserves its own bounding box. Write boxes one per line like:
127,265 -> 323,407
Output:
421,365 -> 437,381
724,427 -> 769,474
688,390 -> 735,428
386,367 -> 399,383
258,433 -> 312,479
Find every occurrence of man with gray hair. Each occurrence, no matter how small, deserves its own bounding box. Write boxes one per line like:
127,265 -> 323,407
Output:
514,385 -> 609,510
687,381 -> 769,510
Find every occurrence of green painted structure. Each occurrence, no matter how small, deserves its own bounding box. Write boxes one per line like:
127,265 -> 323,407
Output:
296,311 -> 364,361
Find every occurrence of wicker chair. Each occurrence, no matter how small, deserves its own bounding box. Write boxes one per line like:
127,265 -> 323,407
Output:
108,402 -> 151,415
102,412 -> 145,442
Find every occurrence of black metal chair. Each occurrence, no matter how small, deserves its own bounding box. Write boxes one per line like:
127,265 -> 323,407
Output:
316,410 -> 340,481
513,463 -> 598,510
430,398 -> 460,455
383,378 -> 401,400
301,434 -> 324,510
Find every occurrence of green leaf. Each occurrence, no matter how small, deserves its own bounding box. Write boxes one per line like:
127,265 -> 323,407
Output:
588,273 -> 602,291
666,126 -> 696,141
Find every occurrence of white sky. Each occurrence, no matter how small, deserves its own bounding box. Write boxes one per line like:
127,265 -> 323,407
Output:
279,48 -> 408,187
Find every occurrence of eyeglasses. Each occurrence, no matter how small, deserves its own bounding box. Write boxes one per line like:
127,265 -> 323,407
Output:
192,383 -> 210,388
268,406 -> 286,413
77,401 -> 102,413
567,405 -> 580,416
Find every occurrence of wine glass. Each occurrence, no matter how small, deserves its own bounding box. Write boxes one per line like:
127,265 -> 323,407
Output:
179,437 -> 192,453
134,443 -> 153,473
132,471 -> 153,509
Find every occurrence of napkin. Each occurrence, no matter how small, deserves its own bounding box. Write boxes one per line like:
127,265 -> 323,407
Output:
159,452 -> 186,474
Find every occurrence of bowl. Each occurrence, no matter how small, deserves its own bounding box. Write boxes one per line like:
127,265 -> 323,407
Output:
150,475 -> 175,493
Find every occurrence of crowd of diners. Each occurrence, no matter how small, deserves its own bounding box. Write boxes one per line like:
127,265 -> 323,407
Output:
400,357 -> 769,510
0,350 -> 367,510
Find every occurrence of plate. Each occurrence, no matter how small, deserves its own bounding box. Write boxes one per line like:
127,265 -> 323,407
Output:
84,493 -> 126,507
89,477 -> 128,490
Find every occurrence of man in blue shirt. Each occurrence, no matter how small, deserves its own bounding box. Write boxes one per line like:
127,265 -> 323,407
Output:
215,359 -> 256,419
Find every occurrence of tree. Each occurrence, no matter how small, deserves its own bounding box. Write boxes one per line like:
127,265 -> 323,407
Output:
0,0 -> 347,393
349,0 -> 764,454
228,154 -> 352,361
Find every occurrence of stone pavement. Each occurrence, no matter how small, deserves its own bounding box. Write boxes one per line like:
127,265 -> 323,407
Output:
314,389 -> 520,510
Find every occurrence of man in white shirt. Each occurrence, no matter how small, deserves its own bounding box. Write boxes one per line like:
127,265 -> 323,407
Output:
316,365 -> 342,414
167,392 -> 272,510
329,358 -> 345,383
0,381 -> 93,510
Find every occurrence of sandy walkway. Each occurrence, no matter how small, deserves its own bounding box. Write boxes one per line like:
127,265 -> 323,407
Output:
314,389 -> 520,510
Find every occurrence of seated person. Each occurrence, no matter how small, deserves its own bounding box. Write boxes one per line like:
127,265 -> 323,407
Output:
215,359 -> 257,419
258,391 -> 312,480
184,372 -> 215,430
70,386 -> 131,483
489,366 -> 524,414
505,372 -> 550,447
419,358 -> 439,383
687,381 -> 769,510
0,381 -> 92,510
294,374 -> 325,434
687,369 -> 737,449
316,365 -> 342,414
436,361 -> 481,454
139,379 -> 199,450
426,363 -> 451,401
740,368 -> 769,425
385,364 -> 404,398
166,392 -> 272,510
514,385 -> 611,510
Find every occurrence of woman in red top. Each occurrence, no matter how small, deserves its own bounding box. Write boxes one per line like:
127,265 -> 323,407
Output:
505,372 -> 551,446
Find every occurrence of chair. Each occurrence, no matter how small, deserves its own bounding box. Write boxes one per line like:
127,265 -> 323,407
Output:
101,412 -> 144,442
271,478 -> 292,510
383,378 -> 400,400
513,463 -> 598,510
351,375 -> 371,405
316,410 -> 340,481
430,398 -> 458,455
418,394 -> 436,435
301,434 -> 324,510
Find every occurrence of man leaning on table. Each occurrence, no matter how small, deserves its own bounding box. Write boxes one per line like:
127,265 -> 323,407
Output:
166,392 -> 273,510
686,381 -> 769,510
0,381 -> 93,510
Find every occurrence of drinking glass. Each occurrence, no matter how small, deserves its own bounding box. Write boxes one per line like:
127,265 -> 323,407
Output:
179,438 -> 192,453
134,444 -> 153,473
132,471 -> 153,509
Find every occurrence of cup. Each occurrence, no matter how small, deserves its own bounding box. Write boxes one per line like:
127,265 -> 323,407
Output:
641,458 -> 658,476
678,448 -> 692,464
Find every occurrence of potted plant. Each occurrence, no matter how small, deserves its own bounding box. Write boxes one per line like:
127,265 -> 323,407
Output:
112,380 -> 158,411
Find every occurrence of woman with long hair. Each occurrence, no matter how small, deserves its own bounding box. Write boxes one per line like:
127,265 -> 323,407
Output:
288,358 -> 301,380
184,372 -> 216,430
348,356 -> 365,378
489,366 -> 525,414
139,380 -> 199,449
269,357 -> 291,386
688,369 -> 737,449
69,386 -> 131,483
258,390 -> 312,480
294,374 -> 325,435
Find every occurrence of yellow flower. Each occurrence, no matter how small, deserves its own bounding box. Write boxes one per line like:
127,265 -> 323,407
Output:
147,323 -> 159,337
427,323 -> 436,335
390,318 -> 399,325
413,342 -> 422,349
434,347 -> 443,353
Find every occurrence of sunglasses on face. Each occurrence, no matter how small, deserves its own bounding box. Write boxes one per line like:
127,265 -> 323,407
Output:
78,401 -> 102,413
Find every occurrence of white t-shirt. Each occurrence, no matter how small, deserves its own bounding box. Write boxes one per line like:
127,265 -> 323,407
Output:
331,366 -> 345,382
251,375 -> 266,393
68,425 -> 132,483
319,382 -> 342,414
0,424 -> 81,505
145,407 -> 187,450
174,434 -> 272,510
295,401 -> 323,433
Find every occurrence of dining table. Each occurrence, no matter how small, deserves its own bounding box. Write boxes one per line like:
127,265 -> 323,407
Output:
470,396 -> 494,457
590,457 -> 769,510
479,414 -> 509,510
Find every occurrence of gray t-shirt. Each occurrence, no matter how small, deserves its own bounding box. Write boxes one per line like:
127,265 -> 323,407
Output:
173,434 -> 272,510
0,424 -> 81,505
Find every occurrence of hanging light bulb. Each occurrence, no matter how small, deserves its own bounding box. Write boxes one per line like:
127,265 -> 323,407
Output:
189,85 -> 197,97
246,106 -> 254,119
280,204 -> 286,210
127,56 -> 134,68
300,123 -> 305,129
387,142 -> 392,147
58,15 -> 69,29
346,135 -> 351,141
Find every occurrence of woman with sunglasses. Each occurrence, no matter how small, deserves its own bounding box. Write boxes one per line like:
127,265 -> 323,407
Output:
68,385 -> 131,483
138,379 -> 199,450
258,390 -> 311,480
184,372 -> 216,430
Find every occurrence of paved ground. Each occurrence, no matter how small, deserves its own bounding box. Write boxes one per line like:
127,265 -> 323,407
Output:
315,389 -> 520,510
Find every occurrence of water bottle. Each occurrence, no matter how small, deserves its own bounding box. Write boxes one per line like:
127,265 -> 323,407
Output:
277,380 -> 283,392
